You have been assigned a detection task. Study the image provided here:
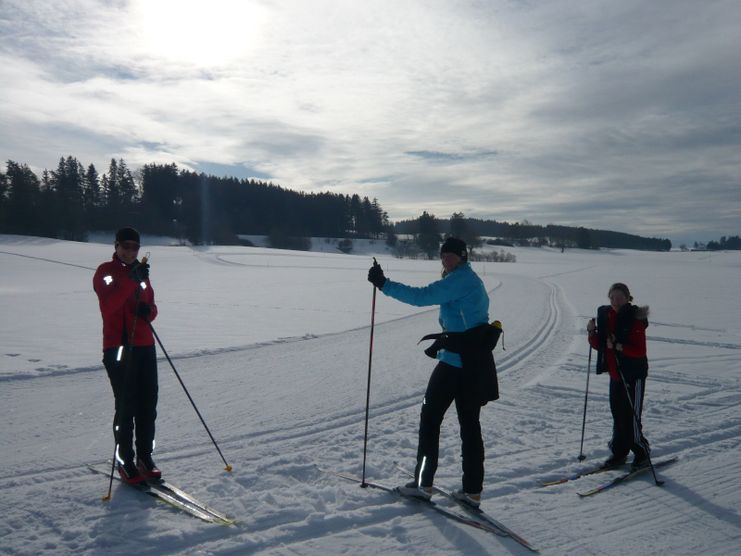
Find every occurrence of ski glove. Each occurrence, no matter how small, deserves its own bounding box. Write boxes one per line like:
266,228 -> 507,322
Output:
129,261 -> 150,283
137,303 -> 152,319
368,262 -> 386,290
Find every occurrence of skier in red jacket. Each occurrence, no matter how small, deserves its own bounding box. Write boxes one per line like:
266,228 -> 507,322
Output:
93,227 -> 161,484
587,282 -> 651,470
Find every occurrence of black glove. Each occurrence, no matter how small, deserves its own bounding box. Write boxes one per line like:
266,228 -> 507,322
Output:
137,303 -> 152,319
367,261 -> 386,290
129,261 -> 150,283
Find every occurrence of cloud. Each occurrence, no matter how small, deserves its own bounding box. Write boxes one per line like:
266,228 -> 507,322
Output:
405,150 -> 498,163
1,0 -> 739,243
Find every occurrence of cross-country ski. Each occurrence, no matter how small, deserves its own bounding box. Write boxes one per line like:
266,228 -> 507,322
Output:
329,470 -> 514,539
87,463 -> 234,525
540,462 -> 626,487
577,457 -> 679,497
397,465 -> 537,552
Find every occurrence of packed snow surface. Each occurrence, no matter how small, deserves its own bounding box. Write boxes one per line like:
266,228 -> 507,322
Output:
1,235 -> 740,555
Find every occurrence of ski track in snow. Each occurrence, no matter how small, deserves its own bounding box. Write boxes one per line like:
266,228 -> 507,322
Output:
2,242 -> 741,555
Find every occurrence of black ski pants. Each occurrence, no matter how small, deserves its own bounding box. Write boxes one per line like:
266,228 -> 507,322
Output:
103,345 -> 158,463
609,376 -> 649,460
414,362 -> 485,493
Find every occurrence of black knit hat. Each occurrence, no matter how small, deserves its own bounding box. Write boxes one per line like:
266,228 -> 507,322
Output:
115,227 -> 140,245
440,237 -> 467,261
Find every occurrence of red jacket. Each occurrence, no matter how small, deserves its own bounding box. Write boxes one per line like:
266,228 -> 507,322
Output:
93,254 -> 158,350
588,305 -> 648,380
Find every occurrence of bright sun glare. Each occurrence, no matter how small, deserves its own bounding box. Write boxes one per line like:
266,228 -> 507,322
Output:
134,0 -> 267,67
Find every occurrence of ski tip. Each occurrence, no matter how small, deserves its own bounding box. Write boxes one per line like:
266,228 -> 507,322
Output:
541,479 -> 567,487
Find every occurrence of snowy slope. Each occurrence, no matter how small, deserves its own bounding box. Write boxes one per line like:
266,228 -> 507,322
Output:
1,235 -> 740,555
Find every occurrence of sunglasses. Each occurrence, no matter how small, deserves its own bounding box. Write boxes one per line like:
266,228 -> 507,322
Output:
118,241 -> 140,251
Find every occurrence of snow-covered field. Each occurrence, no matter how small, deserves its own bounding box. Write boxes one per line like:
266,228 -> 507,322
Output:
1,234 -> 740,555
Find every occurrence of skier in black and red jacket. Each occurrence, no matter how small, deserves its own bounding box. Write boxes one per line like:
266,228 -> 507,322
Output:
93,227 -> 161,484
587,282 -> 651,470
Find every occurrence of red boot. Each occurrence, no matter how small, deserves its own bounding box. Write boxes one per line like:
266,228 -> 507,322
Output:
136,454 -> 162,480
118,460 -> 146,485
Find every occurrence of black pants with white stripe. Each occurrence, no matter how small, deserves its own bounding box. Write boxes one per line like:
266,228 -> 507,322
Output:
103,345 -> 158,463
608,376 -> 650,460
414,362 -> 484,493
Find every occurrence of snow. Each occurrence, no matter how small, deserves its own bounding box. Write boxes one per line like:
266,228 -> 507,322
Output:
1,234 -> 740,555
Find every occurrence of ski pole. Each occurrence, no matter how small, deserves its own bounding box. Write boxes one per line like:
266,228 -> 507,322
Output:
103,255 -> 148,501
615,358 -> 663,486
148,322 -> 233,472
577,346 -> 593,461
361,259 -> 378,488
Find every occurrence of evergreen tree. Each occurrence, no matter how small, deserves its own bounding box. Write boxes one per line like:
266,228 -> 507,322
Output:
0,167 -> 7,229
116,158 -> 138,208
103,158 -> 119,212
416,211 -> 441,259
51,156 -> 86,240
576,227 -> 595,249
141,163 -> 180,234
102,158 -> 139,226
83,164 -> 100,210
449,212 -> 481,250
724,236 -> 741,249
82,163 -> 101,229
359,196 -> 374,236
37,169 -> 58,238
370,197 -> 389,237
349,194 -> 362,236
3,160 -> 41,235
100,174 -> 110,213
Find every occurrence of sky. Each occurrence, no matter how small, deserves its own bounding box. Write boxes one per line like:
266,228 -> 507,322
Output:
1,0 -> 739,245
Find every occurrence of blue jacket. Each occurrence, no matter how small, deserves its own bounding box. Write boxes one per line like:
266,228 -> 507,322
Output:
381,262 -> 490,367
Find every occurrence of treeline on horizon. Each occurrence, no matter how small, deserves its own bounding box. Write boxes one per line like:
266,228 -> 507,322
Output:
699,236 -> 741,251
0,157 -> 389,244
395,216 -> 673,251
5,156 -> 732,253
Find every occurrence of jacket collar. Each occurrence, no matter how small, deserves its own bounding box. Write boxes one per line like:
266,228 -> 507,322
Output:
112,253 -> 135,268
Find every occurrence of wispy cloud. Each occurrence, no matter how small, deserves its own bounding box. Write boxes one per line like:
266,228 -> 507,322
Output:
1,0 -> 739,243
405,150 -> 497,163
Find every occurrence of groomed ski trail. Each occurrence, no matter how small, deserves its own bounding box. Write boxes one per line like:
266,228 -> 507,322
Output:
3,255 -> 741,555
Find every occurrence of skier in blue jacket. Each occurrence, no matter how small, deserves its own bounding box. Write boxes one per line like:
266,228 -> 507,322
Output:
368,237 -> 492,508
